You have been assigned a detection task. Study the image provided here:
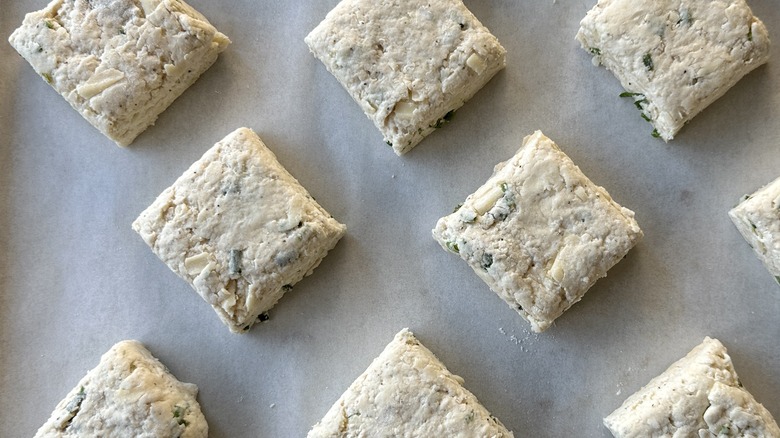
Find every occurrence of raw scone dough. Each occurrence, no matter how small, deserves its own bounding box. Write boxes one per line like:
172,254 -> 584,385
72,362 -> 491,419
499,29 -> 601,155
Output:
305,0 -> 506,155
729,175 -> 780,285
8,0 -> 230,146
308,328 -> 514,438
576,0 -> 770,141
133,128 -> 346,333
35,340 -> 207,438
433,131 -> 643,332
604,337 -> 780,438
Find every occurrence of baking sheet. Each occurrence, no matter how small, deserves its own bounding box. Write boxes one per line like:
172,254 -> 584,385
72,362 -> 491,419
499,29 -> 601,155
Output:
1,1 -> 779,436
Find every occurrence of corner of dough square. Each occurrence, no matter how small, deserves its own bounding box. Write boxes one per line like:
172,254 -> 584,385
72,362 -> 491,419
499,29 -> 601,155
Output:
604,337 -> 780,437
576,0 -> 770,141
132,128 -> 346,333
432,131 -> 643,332
35,340 -> 207,438
729,175 -> 780,286
307,328 -> 514,437
305,0 -> 506,156
8,0 -> 230,146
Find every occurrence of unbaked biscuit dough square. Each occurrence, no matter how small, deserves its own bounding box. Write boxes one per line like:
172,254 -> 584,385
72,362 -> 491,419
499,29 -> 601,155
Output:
729,175 -> 780,285
604,337 -> 780,438
35,340 -> 207,438
8,0 -> 230,146
305,0 -> 506,156
307,329 -> 514,437
433,131 -> 643,332
133,128 -> 346,333
576,0 -> 770,141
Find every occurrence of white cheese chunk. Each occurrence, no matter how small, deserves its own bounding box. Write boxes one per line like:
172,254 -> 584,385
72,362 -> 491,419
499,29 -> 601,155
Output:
305,0 -> 506,155
35,340 -> 207,438
132,128 -> 347,333
8,0 -> 230,146
729,175 -> 780,285
433,131 -> 643,332
576,0 -> 770,141
307,329 -> 514,437
604,337 -> 780,438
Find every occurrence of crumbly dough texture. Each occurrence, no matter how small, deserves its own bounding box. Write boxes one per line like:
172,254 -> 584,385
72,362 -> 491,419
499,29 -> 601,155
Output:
307,328 -> 514,438
132,128 -> 346,333
35,340 -> 207,438
433,131 -> 643,332
305,0 -> 506,155
729,175 -> 780,285
604,337 -> 780,438
576,0 -> 770,141
8,0 -> 230,146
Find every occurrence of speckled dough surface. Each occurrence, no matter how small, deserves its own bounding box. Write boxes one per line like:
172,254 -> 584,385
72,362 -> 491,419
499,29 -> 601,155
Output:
35,340 -> 207,438
305,0 -> 506,155
576,0 -> 770,141
132,128 -> 346,333
729,175 -> 780,285
433,131 -> 643,332
8,0 -> 230,146
307,329 -> 514,438
604,337 -> 780,438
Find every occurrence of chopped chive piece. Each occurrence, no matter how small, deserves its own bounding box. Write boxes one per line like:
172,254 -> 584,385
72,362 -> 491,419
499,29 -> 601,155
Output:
641,113 -> 651,122
45,20 -> 54,29
774,276 -> 780,285
385,140 -> 392,147
651,129 -> 661,138
643,53 -> 654,70
42,72 -> 53,83
481,253 -> 493,270
633,99 -> 647,110
619,92 -> 643,98
446,241 -> 460,253
589,47 -> 601,55
500,182 -> 508,193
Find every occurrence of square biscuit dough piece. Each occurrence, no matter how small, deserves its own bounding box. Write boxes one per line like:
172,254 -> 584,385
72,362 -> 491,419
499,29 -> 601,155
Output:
305,0 -> 506,156
576,0 -> 770,141
729,175 -> 780,285
8,0 -> 230,146
132,128 -> 346,333
307,328 -> 514,438
36,340 -> 207,438
433,131 -> 643,332
604,337 -> 780,437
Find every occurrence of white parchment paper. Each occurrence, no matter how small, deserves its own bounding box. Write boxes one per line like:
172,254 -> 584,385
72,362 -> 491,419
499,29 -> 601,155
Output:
1,1 -> 779,436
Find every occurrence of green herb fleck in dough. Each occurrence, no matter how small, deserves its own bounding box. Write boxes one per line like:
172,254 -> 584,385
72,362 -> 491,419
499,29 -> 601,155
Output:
385,140 -> 392,147
719,424 -> 730,435
433,110 -> 456,129
774,276 -> 780,285
619,92 -> 643,98
589,47 -> 601,55
42,72 -> 53,83
446,241 -> 460,254
45,20 -> 54,29
643,53 -> 654,71
481,253 -> 493,270
228,249 -> 243,276
641,113 -> 651,122
651,129 -> 661,138
634,99 -> 647,110
500,182 -> 508,193
173,405 -> 189,426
